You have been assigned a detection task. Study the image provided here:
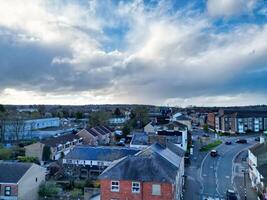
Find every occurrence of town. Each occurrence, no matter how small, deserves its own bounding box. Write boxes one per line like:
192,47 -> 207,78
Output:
0,104 -> 267,200
1,0 -> 267,199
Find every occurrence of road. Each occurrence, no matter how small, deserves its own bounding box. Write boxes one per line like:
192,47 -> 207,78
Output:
200,136 -> 256,200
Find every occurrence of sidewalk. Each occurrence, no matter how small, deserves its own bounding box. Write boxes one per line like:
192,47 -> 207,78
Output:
233,150 -> 258,200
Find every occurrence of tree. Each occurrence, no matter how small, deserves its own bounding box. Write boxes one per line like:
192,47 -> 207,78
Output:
0,104 -> 6,113
89,111 -> 110,127
39,183 -> 60,197
42,145 -> 51,161
122,123 -> 131,136
76,112 -> 83,119
131,106 -> 149,128
114,108 -> 121,116
203,124 -> 209,133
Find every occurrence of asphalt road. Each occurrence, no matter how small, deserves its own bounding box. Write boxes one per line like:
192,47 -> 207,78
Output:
200,136 -> 257,200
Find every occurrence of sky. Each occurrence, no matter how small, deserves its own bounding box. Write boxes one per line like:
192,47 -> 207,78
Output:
0,0 -> 267,107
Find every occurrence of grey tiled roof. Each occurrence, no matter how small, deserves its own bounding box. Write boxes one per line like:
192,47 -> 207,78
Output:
42,133 -> 79,147
64,145 -> 139,162
99,143 -> 183,183
249,142 -> 267,156
0,162 -> 32,183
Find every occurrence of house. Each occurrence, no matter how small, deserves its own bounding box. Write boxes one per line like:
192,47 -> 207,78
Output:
0,162 -> 45,200
109,116 -> 127,125
172,113 -> 192,131
91,126 -> 112,144
62,146 -> 139,179
248,140 -> 267,197
25,133 -> 82,161
130,129 -> 188,151
99,143 -> 185,200
76,129 -> 98,146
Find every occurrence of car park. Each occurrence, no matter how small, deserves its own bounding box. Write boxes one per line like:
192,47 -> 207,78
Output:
236,139 -> 247,144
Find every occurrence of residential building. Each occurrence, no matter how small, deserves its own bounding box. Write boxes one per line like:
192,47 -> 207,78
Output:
248,141 -> 267,196
99,143 -> 185,200
62,146 -> 139,179
76,129 -> 99,146
25,133 -> 82,161
172,113 -> 192,131
109,116 -> 127,125
0,162 -> 45,200
215,109 -> 267,134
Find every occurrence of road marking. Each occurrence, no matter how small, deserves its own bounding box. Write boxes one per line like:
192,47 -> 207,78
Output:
225,176 -> 230,179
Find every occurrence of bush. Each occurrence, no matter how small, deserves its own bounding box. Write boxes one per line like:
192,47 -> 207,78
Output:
17,156 -> 38,163
70,188 -> 83,198
39,183 -> 60,197
200,140 -> 222,152
0,148 -> 12,160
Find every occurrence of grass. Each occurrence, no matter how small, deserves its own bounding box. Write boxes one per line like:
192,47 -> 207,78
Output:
200,140 -> 222,152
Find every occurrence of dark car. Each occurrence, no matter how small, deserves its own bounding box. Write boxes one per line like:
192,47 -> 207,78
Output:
236,139 -> 247,144
202,134 -> 210,137
226,189 -> 237,200
210,150 -> 218,157
255,137 -> 260,142
225,141 -> 232,145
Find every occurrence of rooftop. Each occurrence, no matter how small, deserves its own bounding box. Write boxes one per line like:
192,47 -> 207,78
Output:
64,145 -> 140,161
99,143 -> 183,183
42,133 -> 80,147
0,162 -> 33,183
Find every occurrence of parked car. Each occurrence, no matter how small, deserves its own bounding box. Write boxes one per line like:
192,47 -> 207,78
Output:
226,189 -> 237,200
210,150 -> 218,157
225,141 -> 232,145
236,139 -> 247,144
255,137 -> 260,142
202,134 -> 210,137
117,138 -> 126,146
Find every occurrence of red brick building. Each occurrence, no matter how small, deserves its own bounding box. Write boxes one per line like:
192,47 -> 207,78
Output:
99,143 -> 185,200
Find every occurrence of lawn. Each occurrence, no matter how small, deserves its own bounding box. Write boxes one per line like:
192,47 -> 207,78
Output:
200,140 -> 222,152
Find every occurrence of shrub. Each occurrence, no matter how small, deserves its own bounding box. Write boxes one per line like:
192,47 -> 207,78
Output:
39,183 -> 60,197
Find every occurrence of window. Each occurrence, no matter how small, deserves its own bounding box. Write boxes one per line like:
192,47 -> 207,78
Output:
152,184 -> 161,196
111,181 -> 119,192
5,186 -> 11,196
132,182 -> 140,193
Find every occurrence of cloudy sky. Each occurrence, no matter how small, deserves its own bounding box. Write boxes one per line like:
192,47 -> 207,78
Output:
0,0 -> 267,106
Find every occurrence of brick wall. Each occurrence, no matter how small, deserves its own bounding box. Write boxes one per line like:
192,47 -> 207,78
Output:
100,179 -> 174,200
0,184 -> 18,197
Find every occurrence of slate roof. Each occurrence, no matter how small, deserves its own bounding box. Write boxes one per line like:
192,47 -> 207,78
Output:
42,133 -> 80,147
175,115 -> 190,121
64,146 -> 140,162
249,142 -> 267,156
130,132 -> 149,146
157,130 -> 182,136
86,128 -> 99,137
99,143 -> 182,183
0,162 -> 32,183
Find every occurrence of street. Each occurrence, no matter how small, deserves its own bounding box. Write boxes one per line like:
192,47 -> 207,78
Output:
184,128 -> 258,200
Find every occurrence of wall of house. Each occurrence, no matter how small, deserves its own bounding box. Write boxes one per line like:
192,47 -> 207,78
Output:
0,184 -> 18,200
248,150 -> 260,187
17,164 -> 45,200
100,180 -> 175,200
25,142 -> 45,161
144,123 -> 156,133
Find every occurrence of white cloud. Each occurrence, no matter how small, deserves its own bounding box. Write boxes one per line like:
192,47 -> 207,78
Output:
207,0 -> 257,17
0,0 -> 266,106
